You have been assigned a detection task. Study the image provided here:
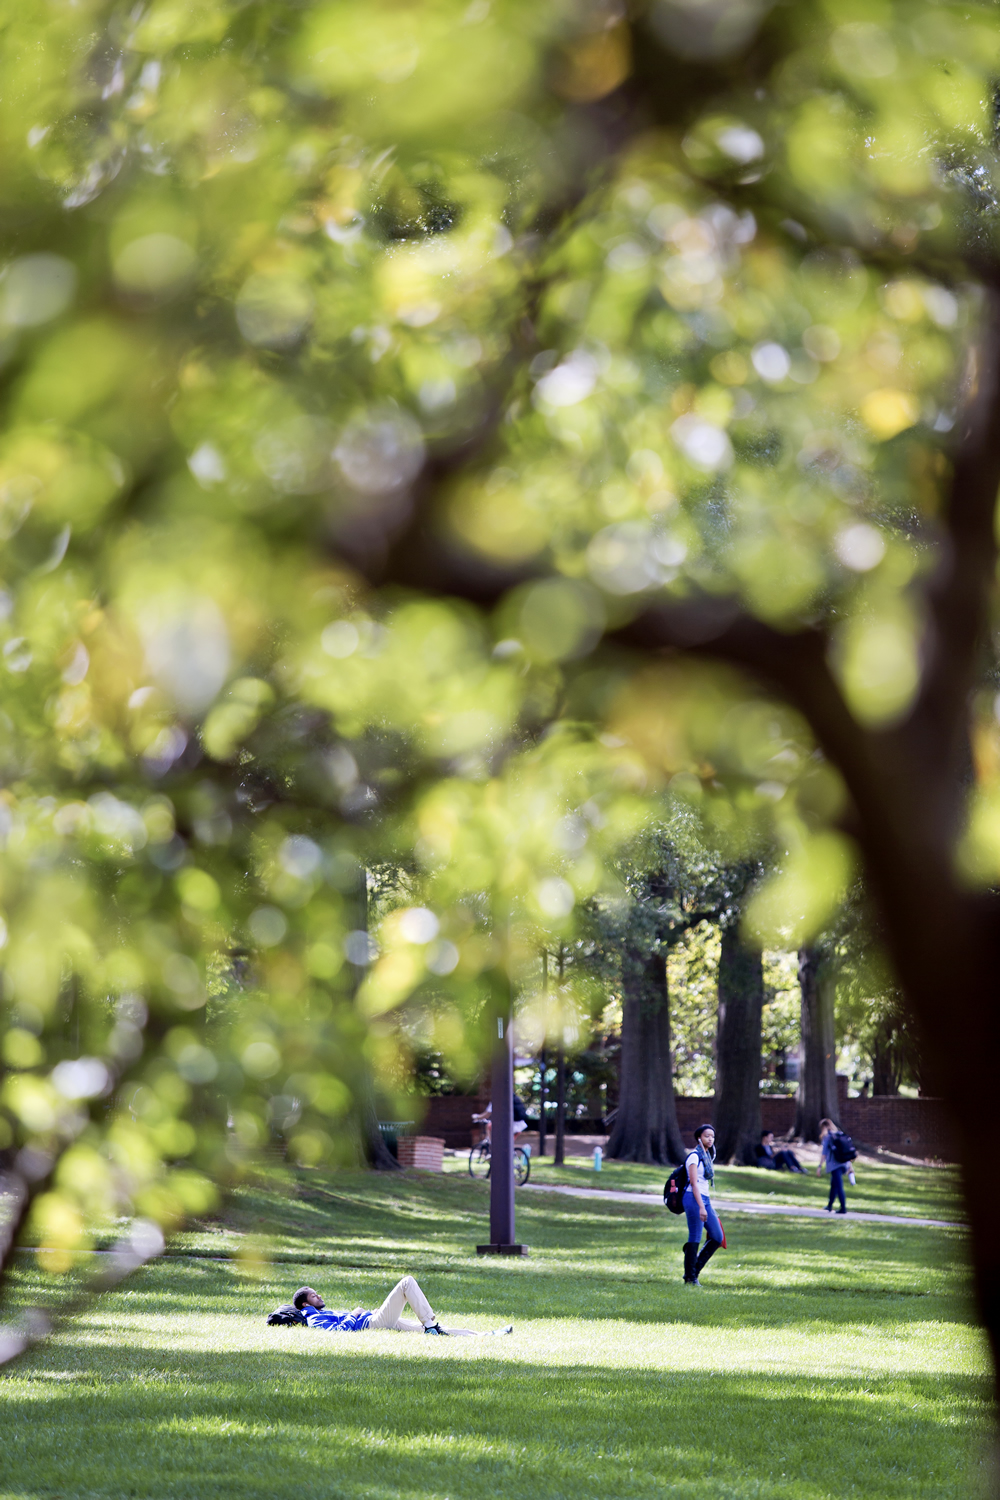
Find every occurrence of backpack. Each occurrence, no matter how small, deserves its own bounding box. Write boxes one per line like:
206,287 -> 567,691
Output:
830,1130 -> 857,1165
663,1161 -> 691,1215
267,1304 -> 307,1327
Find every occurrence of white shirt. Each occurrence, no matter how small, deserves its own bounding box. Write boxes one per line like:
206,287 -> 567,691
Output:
684,1149 -> 711,1192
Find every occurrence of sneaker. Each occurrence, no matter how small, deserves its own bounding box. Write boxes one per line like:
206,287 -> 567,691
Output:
483,1324 -> 514,1336
423,1322 -> 450,1335
835,1207 -> 847,1215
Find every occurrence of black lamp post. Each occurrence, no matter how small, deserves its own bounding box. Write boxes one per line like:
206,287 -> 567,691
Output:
477,985 -> 527,1256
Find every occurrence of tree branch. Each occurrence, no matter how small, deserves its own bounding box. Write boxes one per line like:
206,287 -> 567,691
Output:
615,599 -> 934,883
906,285 -> 1000,797
0,1221 -> 165,1370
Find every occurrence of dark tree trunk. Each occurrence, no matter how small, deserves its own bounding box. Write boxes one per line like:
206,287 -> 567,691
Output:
713,928 -> 764,1164
794,946 -> 839,1141
871,1016 -> 903,1096
350,866 -> 400,1171
606,950 -> 685,1165
362,1089 -> 401,1170
553,1043 -> 566,1166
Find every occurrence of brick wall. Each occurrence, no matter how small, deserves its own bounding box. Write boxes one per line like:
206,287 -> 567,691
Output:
673,1095 -> 796,1139
397,1136 -> 445,1172
837,1078 -> 957,1161
417,1084 -> 958,1159
673,1081 -> 956,1160
418,1095 -> 488,1149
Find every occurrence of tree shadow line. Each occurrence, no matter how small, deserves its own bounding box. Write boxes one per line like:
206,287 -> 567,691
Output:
2,1252 -> 972,1335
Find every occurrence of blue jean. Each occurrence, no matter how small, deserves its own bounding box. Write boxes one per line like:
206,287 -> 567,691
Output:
827,1166 -> 846,1210
683,1186 -> 723,1245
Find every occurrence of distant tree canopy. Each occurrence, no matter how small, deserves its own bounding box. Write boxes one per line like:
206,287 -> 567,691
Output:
3,0 -> 1000,1384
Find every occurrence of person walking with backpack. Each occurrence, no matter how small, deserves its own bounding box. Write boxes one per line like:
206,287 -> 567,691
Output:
682,1123 -> 725,1287
817,1117 -> 856,1213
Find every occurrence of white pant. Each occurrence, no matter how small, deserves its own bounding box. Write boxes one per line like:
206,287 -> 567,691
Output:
365,1275 -> 475,1335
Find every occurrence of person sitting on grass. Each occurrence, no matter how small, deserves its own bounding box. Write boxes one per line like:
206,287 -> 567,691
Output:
292,1278 -> 512,1337
755,1130 -> 807,1174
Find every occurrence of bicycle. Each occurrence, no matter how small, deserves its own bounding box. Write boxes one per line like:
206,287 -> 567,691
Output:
468,1131 -> 531,1186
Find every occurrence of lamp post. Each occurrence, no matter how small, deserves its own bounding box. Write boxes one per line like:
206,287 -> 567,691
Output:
538,949 -> 548,1158
554,943 -> 567,1167
477,973 -> 527,1256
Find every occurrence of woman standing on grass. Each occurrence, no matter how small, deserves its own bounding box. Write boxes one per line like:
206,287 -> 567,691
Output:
817,1117 -> 850,1214
682,1123 -> 725,1288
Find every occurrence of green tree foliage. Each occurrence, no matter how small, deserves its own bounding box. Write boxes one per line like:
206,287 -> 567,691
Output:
667,922 -> 720,1096
667,934 -> 802,1097
2,0 -> 999,1375
587,817 -> 760,1162
761,951 -> 800,1088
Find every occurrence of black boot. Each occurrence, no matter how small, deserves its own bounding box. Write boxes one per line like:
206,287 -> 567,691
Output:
695,1238 -> 720,1279
683,1241 -> 700,1286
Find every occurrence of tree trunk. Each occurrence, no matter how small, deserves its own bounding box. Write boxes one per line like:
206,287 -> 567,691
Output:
794,946 -> 839,1141
553,1043 -> 566,1166
361,1089 -> 401,1171
871,1016 -> 903,1096
606,950 -> 685,1165
713,927 -> 764,1164
350,866 -> 400,1171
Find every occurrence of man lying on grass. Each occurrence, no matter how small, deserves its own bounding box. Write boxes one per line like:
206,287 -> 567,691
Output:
290,1278 -> 512,1337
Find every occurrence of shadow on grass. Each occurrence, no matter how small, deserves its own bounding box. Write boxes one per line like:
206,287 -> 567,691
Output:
0,1342 -> 990,1500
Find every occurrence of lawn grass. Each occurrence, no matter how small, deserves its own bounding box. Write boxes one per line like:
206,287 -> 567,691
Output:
0,1166 -> 990,1500
506,1153 -> 965,1221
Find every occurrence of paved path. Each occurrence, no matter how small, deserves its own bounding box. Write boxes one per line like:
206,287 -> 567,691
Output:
521,1181 -> 963,1230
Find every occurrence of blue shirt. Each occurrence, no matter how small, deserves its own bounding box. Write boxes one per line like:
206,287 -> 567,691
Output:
304,1307 -> 372,1333
821,1136 -> 844,1174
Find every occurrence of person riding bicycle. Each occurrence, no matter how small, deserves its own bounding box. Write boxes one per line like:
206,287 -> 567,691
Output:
471,1096 -> 528,1144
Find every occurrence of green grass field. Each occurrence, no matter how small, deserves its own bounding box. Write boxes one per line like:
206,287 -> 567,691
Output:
0,1166 -> 990,1500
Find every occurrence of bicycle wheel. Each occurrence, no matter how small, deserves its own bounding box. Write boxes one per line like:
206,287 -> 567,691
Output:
469,1142 -> 492,1179
513,1146 -> 530,1186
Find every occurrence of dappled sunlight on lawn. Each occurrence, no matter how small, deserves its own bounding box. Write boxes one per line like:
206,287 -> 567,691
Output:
1,1167 -> 990,1500
60,1308 -> 989,1381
